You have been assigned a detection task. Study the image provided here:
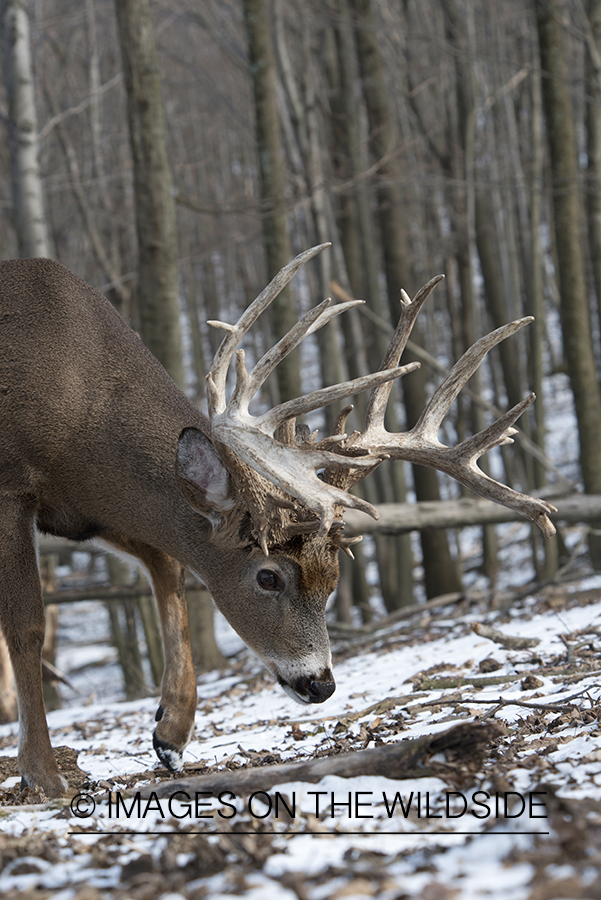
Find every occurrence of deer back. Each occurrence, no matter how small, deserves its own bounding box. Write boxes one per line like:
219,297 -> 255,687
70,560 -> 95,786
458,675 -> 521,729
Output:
0,258 -> 208,546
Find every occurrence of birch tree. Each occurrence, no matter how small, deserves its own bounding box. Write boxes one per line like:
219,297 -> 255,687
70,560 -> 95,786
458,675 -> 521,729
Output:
2,0 -> 50,258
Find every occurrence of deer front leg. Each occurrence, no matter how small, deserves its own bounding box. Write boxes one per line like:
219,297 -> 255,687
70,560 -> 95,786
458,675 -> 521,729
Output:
0,498 -> 68,797
101,534 -> 197,773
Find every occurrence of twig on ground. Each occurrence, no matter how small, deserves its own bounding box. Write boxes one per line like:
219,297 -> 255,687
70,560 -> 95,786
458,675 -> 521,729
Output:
466,686 -> 596,714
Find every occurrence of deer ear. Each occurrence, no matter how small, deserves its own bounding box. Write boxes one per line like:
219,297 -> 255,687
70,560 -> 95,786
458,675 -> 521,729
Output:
176,428 -> 234,516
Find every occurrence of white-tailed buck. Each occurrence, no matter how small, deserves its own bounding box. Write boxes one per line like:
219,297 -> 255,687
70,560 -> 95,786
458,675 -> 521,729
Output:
0,244 -> 556,797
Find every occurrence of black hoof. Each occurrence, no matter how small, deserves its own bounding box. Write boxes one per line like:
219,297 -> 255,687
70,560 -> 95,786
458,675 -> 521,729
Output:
153,730 -> 184,774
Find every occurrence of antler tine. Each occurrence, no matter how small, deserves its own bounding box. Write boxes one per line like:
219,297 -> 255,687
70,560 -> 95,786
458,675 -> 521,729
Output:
245,297 -> 365,405
425,391 -> 557,537
258,363 -> 420,434
414,317 -> 534,441
206,240 -> 415,538
365,275 -> 444,430
345,300 -> 557,537
448,462 -> 557,538
456,393 -> 535,460
206,243 -> 331,416
333,405 -> 354,436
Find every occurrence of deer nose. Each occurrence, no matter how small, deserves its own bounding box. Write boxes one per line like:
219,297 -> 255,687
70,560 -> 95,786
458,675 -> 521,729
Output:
307,680 -> 336,702
278,671 -> 336,704
294,676 -> 335,703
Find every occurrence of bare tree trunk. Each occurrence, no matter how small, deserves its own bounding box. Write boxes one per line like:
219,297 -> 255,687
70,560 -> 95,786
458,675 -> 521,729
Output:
352,0 -> 462,599
274,13 -> 375,619
186,585 -> 227,672
84,0 -> 133,324
586,0 -> 601,344
526,45 -> 559,577
115,0 -> 184,388
0,636 -> 17,724
137,594 -> 164,688
441,0 -> 499,586
475,191 -> 526,416
39,555 -> 61,711
536,0 -> 601,568
106,555 -> 146,701
2,0 -> 50,258
331,0 -> 414,609
243,0 -> 300,402
85,0 -> 103,185
526,48 -> 549,491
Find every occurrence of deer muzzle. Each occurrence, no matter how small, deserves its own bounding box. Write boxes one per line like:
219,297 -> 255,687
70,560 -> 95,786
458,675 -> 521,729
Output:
277,669 -> 336,705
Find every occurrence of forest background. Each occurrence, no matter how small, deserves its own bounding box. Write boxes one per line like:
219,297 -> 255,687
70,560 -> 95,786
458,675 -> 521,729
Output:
1,0 -> 601,649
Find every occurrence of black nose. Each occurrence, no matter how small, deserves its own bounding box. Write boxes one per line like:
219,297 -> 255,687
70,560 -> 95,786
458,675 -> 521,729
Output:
306,679 -> 336,703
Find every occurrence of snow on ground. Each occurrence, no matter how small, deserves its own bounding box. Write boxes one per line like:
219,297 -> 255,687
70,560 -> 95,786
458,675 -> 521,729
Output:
1,570 -> 601,899
1,362 -> 598,897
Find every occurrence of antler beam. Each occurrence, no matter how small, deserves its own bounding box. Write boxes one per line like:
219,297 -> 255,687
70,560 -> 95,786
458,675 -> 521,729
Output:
346,284 -> 557,538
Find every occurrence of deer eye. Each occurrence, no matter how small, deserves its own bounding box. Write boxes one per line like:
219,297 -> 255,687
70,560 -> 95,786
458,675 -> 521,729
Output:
256,569 -> 283,591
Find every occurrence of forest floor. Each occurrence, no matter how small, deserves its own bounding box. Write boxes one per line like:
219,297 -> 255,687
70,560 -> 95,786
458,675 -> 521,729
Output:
1,565 -> 601,900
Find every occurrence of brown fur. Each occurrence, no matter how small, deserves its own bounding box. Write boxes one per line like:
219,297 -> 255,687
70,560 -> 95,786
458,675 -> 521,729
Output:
283,535 -> 340,599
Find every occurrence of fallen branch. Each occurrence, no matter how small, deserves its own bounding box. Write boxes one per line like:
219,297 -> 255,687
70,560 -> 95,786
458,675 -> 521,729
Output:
463,686 -> 595,712
472,622 -> 540,650
556,668 -> 601,684
333,694 -> 417,729
414,674 -> 519,690
37,495 -> 597,561
138,721 -> 502,799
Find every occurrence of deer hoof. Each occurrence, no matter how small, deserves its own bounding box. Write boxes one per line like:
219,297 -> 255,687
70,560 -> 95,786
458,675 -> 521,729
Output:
153,731 -> 184,774
20,770 -> 68,798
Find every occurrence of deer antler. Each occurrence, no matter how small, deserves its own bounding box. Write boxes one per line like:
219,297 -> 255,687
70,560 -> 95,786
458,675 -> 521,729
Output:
341,278 -> 557,539
206,244 -> 420,535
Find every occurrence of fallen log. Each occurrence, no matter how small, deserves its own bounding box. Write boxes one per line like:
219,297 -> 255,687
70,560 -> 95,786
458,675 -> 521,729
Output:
42,581 -> 203,605
42,584 -> 154,606
138,721 -> 502,799
37,494 -> 598,558
472,622 -> 540,650
343,494 -> 601,536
